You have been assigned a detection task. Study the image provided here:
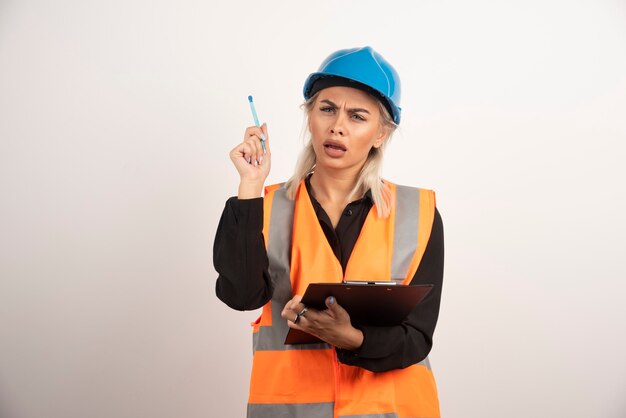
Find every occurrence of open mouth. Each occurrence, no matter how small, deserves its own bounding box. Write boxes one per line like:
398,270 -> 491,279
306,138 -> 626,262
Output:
323,141 -> 347,151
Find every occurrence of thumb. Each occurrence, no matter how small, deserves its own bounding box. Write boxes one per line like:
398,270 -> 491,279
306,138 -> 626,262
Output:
325,296 -> 348,320
325,296 -> 338,311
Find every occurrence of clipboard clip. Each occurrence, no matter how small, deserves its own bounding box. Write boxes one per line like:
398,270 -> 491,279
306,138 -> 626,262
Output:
341,280 -> 398,286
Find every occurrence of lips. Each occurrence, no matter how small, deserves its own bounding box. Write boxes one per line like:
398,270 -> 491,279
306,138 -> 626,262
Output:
322,140 -> 347,158
323,140 -> 347,151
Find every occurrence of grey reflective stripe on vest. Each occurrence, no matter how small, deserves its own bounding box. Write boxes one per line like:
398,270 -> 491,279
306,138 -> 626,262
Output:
391,185 -> 421,283
248,403 -> 401,418
254,185 -> 330,352
419,356 -> 431,370
388,186 -> 434,372
253,329 -> 329,351
248,402 -> 334,418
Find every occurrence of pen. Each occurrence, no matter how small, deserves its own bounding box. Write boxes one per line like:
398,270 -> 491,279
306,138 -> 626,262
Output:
247,95 -> 266,153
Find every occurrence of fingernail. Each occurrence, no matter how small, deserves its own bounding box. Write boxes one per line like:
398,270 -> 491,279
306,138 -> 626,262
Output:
260,133 -> 266,141
328,296 -> 335,305
247,157 -> 251,164
259,156 -> 264,163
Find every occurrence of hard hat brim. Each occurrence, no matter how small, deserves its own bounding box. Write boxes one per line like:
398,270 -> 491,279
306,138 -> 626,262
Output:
303,73 -> 401,125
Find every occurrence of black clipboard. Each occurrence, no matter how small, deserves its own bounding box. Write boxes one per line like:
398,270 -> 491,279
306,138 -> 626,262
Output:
284,282 -> 433,345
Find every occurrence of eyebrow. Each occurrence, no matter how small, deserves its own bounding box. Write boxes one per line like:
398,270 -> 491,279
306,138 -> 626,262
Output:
320,99 -> 371,114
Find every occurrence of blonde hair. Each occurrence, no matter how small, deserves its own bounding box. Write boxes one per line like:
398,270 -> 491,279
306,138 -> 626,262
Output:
284,91 -> 398,217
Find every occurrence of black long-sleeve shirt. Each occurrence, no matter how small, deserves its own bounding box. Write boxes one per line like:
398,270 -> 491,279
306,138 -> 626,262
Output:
214,179 -> 444,373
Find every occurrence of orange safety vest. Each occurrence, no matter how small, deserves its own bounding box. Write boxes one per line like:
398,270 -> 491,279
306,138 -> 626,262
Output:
248,180 -> 440,418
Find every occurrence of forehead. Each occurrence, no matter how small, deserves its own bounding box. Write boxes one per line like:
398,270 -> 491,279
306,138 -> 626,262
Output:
316,86 -> 379,109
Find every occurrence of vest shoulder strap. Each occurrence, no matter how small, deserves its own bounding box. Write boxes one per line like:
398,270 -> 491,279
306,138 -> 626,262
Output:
392,184 -> 436,283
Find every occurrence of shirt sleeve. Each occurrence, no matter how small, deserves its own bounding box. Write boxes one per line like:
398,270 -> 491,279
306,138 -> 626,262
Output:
214,197 -> 273,310
336,208 -> 445,372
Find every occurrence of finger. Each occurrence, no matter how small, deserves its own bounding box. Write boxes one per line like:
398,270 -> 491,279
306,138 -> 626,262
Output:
242,127 -> 261,162
260,123 -> 270,155
292,306 -> 308,325
244,124 -> 269,164
291,300 -> 306,316
244,133 -> 263,165
293,311 -> 303,324
231,142 -> 252,164
284,296 -> 300,311
243,126 -> 264,141
287,318 -> 305,330
244,138 -> 261,165
287,308 -> 313,331
284,308 -> 304,328
256,132 -> 265,165
281,308 -> 297,323
280,303 -> 293,320
281,296 -> 302,320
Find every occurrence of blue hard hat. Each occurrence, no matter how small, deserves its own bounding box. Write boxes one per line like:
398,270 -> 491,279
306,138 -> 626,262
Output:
303,46 -> 402,124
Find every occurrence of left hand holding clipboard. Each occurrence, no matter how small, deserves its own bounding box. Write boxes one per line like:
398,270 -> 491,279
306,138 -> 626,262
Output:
281,295 -> 364,351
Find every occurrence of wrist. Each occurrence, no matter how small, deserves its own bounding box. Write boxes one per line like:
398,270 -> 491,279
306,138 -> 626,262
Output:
238,180 -> 264,199
341,327 -> 364,351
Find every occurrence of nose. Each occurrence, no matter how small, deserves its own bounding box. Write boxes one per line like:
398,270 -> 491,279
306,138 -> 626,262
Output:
330,112 -> 346,136
330,127 -> 344,136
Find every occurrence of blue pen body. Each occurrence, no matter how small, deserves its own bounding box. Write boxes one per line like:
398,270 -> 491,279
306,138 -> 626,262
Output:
248,95 -> 266,152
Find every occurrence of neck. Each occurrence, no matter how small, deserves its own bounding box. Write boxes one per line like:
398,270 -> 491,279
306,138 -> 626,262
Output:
309,166 -> 361,205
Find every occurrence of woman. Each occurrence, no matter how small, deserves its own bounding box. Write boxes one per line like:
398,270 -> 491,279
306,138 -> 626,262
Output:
214,46 -> 444,418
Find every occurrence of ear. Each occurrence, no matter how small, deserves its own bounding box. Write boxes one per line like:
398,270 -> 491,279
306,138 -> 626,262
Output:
373,127 -> 389,149
307,110 -> 313,133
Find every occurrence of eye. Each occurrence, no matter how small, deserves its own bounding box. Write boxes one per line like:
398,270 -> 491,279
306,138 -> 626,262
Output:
319,106 -> 335,113
351,113 -> 366,121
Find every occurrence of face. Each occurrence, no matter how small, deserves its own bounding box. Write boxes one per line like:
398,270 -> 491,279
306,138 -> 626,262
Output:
308,86 -> 388,174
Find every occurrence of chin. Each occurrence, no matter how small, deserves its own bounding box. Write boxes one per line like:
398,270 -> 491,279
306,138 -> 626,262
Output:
316,157 -> 360,172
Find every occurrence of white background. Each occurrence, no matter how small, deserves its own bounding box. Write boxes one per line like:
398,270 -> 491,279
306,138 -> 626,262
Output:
1,0 -> 625,417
